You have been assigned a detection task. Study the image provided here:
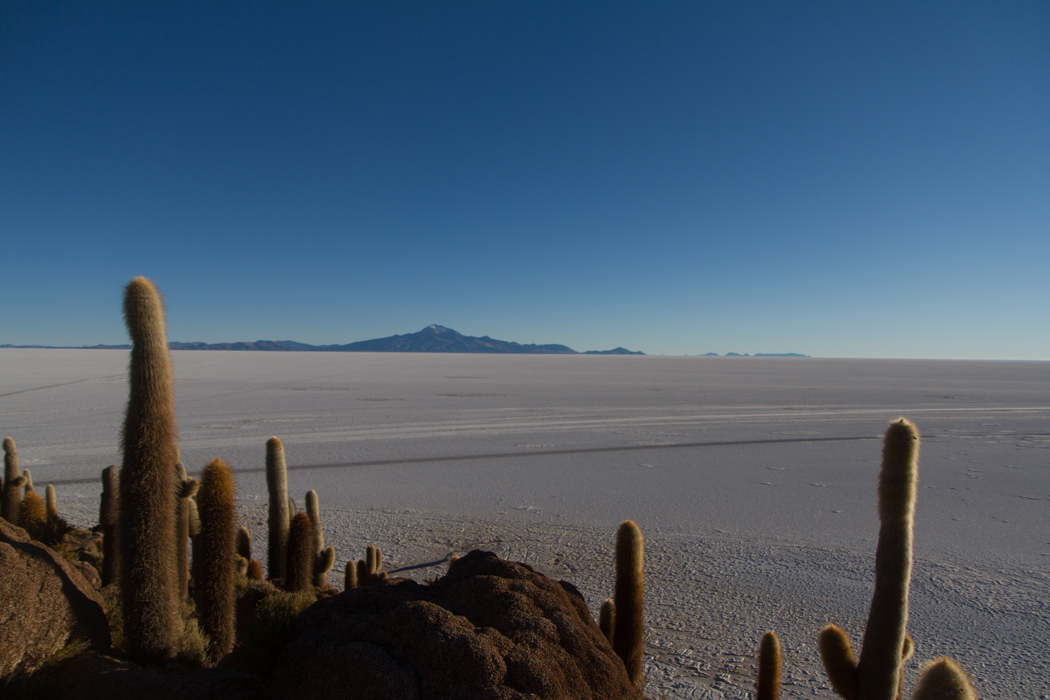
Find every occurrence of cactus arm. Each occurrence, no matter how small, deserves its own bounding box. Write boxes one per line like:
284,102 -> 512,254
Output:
599,598 -> 615,646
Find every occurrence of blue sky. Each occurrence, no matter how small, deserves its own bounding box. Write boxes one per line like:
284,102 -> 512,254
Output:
2,2 -> 1048,359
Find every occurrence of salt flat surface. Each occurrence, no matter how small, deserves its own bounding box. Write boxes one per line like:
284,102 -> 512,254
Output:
2,349 -> 1048,698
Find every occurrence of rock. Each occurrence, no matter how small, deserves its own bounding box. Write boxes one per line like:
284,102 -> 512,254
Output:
267,550 -> 638,699
0,518 -> 111,679
41,652 -> 263,700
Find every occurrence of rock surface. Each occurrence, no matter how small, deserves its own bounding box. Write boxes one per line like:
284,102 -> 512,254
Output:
0,518 -> 111,679
267,549 -> 638,699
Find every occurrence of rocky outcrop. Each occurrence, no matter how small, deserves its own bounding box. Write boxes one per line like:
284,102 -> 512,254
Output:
0,519 -> 111,679
267,549 -> 638,699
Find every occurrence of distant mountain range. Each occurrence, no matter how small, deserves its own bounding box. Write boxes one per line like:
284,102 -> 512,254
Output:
2,324 -> 809,356
2,325 -> 645,355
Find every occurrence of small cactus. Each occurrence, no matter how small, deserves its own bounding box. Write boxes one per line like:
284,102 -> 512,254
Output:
195,458 -> 237,661
612,520 -> 645,690
236,526 -> 252,562
266,437 -> 289,584
175,459 -> 199,601
100,465 -> 121,586
912,658 -> 977,700
756,631 -> 781,700
599,598 -> 616,646
344,559 -> 358,590
246,559 -> 264,581
22,468 -> 35,496
19,489 -> 47,537
3,437 -> 23,524
45,484 -> 58,518
284,511 -> 315,592
305,490 -> 332,588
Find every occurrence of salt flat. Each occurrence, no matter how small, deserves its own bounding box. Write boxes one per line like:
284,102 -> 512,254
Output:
2,349 -> 1048,698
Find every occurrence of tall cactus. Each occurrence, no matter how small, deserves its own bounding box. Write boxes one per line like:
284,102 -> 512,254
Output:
612,519 -> 645,692
100,465 -> 121,586
819,418 -> 919,700
175,457 -> 199,601
3,437 -> 25,524
195,458 -> 237,661
118,276 -> 180,660
266,437 -> 289,583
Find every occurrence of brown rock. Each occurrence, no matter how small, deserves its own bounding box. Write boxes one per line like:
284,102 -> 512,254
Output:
267,550 -> 638,699
0,519 -> 111,679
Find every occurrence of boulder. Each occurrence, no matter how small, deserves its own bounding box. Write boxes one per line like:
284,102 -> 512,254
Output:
267,550 -> 638,699
0,519 -> 111,679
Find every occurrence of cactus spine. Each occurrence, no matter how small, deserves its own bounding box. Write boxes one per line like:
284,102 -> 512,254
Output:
756,631 -> 782,700
266,437 -> 289,583
3,437 -> 24,524
118,276 -> 180,660
285,511 -> 315,592
100,465 -> 121,586
612,519 -> 645,691
195,458 -> 237,661
175,458 -> 199,601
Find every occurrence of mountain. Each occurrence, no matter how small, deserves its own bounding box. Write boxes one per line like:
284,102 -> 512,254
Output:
3,326 -> 645,355
168,340 -> 316,351
583,347 -> 645,356
329,325 -> 580,354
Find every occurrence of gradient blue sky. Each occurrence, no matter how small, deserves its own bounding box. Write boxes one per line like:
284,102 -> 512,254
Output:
2,2 -> 1048,359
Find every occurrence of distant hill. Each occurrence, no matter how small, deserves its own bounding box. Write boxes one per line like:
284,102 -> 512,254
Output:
0,325 -> 644,355
328,325 -> 581,354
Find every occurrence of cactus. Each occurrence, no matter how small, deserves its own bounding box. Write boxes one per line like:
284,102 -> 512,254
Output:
118,276 -> 180,660
237,526 -> 252,561
305,490 -> 333,588
285,511 -> 315,592
912,658 -> 977,700
344,560 -> 358,590
22,468 -> 34,496
819,419 -> 978,699
195,458 -> 237,661
599,598 -> 616,646
100,465 -> 121,586
818,419 -> 918,700
246,558 -> 264,581
756,631 -> 782,700
612,520 -> 645,690
175,459 -> 199,601
19,489 -> 47,536
3,437 -> 24,524
45,484 -> 58,518
266,437 -> 289,583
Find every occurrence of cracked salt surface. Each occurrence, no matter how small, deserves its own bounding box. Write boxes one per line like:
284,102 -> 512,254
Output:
3,349 -> 1049,698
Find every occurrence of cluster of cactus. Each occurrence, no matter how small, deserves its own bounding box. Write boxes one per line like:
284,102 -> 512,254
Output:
264,437 -> 336,591
345,544 -> 387,589
749,419 -> 977,700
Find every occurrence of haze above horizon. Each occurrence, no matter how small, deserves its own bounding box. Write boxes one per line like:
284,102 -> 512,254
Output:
2,2 -> 1047,360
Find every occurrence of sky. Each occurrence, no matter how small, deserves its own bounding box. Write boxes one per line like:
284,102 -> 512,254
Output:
1,2 -> 1048,359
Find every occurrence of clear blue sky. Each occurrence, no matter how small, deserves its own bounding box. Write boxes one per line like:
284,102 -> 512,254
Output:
2,2 -> 1048,359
